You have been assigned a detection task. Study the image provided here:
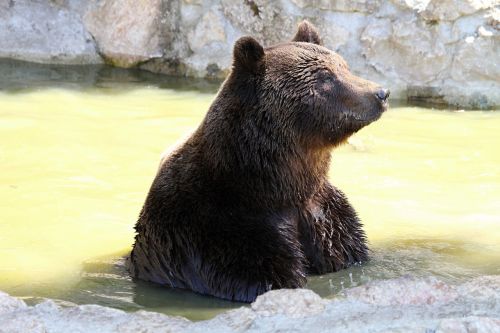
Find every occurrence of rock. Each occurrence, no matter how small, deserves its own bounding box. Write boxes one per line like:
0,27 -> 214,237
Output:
443,30 -> 500,108
184,9 -> 232,78
220,0 -> 299,47
407,86 -> 447,104
0,0 -> 499,107
436,317 -> 500,333
318,21 -> 350,52
251,289 -> 326,318
83,0 -> 164,67
418,0 -> 496,21
361,14 -> 452,84
342,275 -> 459,305
459,275 -> 500,301
0,0 -> 101,65
394,0 -> 496,21
289,0 -> 382,13
451,33 -> 499,83
0,291 -> 26,314
0,276 -> 499,332
117,311 -> 191,333
0,298 -> 191,333
487,7 -> 500,28
206,308 -> 257,332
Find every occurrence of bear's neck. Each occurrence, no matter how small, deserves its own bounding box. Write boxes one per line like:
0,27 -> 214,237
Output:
194,97 -> 331,211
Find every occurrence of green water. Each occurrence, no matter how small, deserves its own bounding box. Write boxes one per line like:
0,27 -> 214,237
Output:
0,61 -> 499,320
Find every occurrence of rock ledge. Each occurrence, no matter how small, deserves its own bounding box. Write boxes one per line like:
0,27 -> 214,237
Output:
1,275 -> 499,333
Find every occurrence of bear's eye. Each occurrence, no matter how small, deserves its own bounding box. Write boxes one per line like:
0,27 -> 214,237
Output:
319,81 -> 334,93
316,70 -> 335,93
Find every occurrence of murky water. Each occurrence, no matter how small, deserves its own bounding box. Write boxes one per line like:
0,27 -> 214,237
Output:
1,61 -> 499,320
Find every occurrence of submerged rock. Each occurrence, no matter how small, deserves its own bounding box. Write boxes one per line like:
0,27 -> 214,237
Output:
0,276 -> 499,333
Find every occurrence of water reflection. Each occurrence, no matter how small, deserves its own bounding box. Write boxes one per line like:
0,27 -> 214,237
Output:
0,59 -> 221,92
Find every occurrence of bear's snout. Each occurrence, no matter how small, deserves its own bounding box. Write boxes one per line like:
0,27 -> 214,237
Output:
375,88 -> 390,103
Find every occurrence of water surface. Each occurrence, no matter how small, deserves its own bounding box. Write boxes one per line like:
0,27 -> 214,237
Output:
0,62 -> 499,320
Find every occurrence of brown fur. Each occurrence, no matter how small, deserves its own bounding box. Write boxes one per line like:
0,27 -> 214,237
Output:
128,21 -> 389,302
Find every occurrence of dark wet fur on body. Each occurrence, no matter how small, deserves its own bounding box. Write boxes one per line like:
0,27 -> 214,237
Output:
129,21 -> 388,302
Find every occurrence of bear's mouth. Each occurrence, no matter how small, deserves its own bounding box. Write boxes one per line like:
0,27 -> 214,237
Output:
342,104 -> 386,124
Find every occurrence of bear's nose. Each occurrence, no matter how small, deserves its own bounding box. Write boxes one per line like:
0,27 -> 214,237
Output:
375,88 -> 390,102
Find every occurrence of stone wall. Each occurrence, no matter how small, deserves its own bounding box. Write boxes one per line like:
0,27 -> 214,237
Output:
0,0 -> 498,108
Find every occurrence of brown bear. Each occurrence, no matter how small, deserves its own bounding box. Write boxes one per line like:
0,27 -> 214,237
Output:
128,21 -> 389,302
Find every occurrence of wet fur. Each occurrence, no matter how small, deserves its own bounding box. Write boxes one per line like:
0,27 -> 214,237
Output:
129,21 -> 386,302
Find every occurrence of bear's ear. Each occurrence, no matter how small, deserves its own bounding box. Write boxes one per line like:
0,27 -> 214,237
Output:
232,36 -> 265,74
292,20 -> 322,45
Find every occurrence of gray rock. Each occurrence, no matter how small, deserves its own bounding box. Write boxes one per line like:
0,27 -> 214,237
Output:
251,288 -> 326,318
361,14 -> 452,84
436,317 -> 500,333
0,0 -> 499,107
83,0 -> 164,68
0,0 -> 101,65
0,291 -> 26,314
418,0 -> 496,21
289,0 -> 382,13
0,276 -> 499,333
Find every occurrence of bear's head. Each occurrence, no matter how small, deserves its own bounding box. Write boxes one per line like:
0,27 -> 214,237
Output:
228,20 -> 389,148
